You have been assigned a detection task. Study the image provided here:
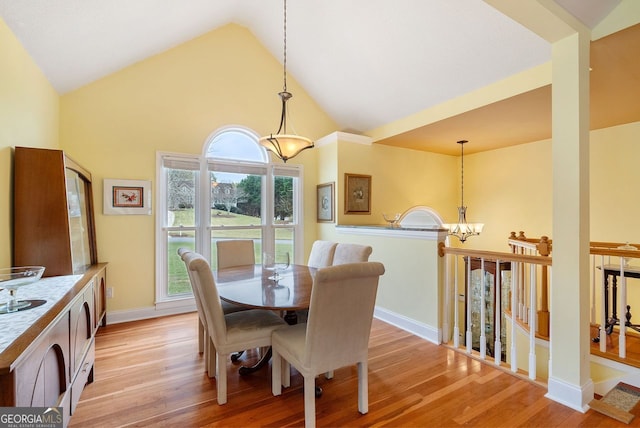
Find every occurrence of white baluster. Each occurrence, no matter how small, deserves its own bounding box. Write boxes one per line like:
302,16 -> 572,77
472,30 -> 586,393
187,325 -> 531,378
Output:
494,260 -> 502,366
453,255 -> 459,348
466,256 -> 472,354
480,258 -> 486,359
511,262 -> 518,373
599,255 -> 607,352
619,261 -> 627,359
529,264 -> 537,380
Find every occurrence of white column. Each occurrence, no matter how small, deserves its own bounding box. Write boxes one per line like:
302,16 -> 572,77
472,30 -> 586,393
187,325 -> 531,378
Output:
547,30 -> 593,412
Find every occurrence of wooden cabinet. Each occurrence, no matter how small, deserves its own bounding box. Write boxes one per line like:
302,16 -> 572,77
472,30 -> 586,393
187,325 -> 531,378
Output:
464,258 -> 511,362
8,146 -> 106,425
0,265 -> 106,426
13,147 -> 98,277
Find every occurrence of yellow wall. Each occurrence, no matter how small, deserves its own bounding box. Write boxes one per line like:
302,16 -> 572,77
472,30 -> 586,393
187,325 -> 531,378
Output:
336,140 -> 457,226
462,120 -> 640,252
0,17 -> 59,267
59,23 -> 336,312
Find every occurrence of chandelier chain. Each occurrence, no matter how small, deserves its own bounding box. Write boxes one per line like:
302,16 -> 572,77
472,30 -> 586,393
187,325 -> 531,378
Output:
283,0 -> 287,92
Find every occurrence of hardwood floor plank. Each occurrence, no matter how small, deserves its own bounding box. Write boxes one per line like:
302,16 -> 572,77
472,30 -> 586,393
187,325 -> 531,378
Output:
69,313 -> 640,427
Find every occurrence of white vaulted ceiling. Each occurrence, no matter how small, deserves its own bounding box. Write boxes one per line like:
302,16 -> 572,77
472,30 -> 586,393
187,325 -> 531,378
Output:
1,0 -> 635,155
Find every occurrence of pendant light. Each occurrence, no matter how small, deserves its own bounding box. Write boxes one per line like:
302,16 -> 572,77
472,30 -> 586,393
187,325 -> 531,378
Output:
443,140 -> 484,242
259,0 -> 314,162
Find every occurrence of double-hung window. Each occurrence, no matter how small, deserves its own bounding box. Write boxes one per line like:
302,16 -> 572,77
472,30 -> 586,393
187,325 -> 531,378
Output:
156,127 -> 303,307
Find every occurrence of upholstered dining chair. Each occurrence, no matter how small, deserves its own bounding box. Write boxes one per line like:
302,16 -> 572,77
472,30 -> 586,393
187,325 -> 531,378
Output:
272,261 -> 385,428
216,239 -> 256,269
307,240 -> 338,268
216,239 -> 259,361
178,247 -> 214,376
216,239 -> 255,314
181,249 -> 287,405
332,243 -> 373,265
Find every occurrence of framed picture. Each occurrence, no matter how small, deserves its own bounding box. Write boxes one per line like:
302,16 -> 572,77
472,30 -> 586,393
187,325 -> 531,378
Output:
317,182 -> 334,223
344,173 -> 371,214
103,179 -> 152,215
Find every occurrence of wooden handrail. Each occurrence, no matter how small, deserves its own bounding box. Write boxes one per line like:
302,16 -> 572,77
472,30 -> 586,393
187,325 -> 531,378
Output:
439,242 -> 552,266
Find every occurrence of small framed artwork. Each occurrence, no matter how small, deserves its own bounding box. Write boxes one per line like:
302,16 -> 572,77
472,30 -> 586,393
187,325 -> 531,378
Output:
344,173 -> 371,215
317,182 -> 334,223
103,179 -> 152,215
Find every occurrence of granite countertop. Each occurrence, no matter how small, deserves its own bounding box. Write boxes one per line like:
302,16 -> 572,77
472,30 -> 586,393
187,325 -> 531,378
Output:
0,275 -> 83,354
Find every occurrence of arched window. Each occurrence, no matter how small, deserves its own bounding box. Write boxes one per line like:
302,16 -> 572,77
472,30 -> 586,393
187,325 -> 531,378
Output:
156,126 -> 304,303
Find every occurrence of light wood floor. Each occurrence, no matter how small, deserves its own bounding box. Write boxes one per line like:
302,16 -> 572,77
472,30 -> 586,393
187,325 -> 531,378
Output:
70,312 -> 640,427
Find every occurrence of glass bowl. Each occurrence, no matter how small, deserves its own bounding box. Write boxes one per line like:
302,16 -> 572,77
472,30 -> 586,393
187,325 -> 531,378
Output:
0,266 -> 45,313
382,213 -> 401,228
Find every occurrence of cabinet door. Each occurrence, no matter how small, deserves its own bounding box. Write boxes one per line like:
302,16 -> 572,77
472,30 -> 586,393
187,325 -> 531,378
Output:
70,286 -> 93,376
15,312 -> 69,411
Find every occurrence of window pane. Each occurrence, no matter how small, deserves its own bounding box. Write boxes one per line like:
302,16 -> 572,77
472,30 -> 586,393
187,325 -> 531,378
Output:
167,233 -> 195,296
274,176 -> 294,225
275,227 -> 294,261
210,171 -> 262,226
167,168 -> 196,227
206,129 -> 267,162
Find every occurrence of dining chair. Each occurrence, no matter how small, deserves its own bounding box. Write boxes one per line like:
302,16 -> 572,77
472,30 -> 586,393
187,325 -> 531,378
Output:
178,247 -> 215,377
307,240 -> 338,268
216,239 -> 259,361
216,239 -> 256,269
181,249 -> 287,405
272,261 -> 385,428
332,243 -> 373,265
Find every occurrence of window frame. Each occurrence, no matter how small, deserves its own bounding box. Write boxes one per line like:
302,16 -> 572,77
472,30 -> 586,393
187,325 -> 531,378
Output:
155,127 -> 304,309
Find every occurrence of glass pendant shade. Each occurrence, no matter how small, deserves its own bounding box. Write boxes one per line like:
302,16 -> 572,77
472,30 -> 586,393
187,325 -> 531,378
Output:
259,90 -> 314,162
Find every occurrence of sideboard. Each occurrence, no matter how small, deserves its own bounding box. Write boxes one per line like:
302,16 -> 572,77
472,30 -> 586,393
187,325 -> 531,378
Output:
0,263 -> 107,425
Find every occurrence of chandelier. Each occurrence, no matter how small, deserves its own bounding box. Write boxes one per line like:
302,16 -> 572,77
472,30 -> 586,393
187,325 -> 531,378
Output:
259,0 -> 314,163
443,140 -> 484,242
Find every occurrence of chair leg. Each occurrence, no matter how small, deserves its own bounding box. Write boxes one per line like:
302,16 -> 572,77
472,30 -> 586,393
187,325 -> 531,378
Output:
206,336 -> 216,378
304,375 -> 316,428
282,359 -> 290,388
357,361 -> 368,414
198,319 -> 205,354
272,348 -> 282,396
216,352 -> 228,405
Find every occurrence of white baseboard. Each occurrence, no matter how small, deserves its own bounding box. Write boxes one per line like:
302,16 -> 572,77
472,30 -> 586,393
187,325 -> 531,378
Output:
546,375 -> 594,413
106,300 -> 197,324
374,306 -> 441,344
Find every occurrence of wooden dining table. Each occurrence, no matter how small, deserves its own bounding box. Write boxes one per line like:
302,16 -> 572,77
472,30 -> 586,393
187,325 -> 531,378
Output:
214,263 -> 326,396
214,263 -> 317,326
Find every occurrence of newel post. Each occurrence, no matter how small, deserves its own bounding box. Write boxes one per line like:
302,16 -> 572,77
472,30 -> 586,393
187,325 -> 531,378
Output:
537,236 -> 551,338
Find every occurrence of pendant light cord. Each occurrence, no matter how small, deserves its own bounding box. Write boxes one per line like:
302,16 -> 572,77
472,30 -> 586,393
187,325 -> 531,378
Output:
458,140 -> 467,207
283,0 -> 287,93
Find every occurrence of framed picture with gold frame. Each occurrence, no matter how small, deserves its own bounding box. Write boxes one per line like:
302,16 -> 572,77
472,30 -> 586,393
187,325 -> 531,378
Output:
316,182 -> 334,223
344,173 -> 371,215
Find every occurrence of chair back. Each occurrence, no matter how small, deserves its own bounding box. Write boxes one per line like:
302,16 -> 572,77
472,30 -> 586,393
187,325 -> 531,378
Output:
182,250 -> 228,345
332,243 -> 372,265
178,247 -> 207,326
217,239 -> 255,269
307,240 -> 337,268
304,262 -> 385,372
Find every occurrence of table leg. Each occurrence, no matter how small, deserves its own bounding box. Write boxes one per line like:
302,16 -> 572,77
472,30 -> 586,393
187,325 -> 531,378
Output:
238,310 -> 298,374
238,347 -> 272,375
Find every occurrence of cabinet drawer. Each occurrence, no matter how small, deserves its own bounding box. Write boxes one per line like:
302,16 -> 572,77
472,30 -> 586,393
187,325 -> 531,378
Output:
70,339 -> 94,415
